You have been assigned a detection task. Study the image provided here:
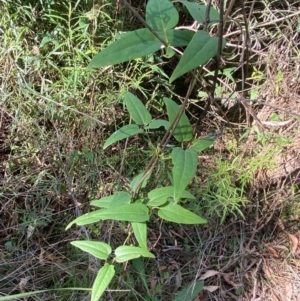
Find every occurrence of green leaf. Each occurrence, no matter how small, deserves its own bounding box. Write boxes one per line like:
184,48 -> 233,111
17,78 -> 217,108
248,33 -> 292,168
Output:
170,31 -> 226,82
91,263 -> 115,301
148,186 -> 195,207
148,186 -> 174,207
96,203 -> 149,222
161,29 -> 194,47
132,222 -> 148,250
165,47 -> 176,58
130,171 -> 152,193
103,124 -> 143,149
146,0 -> 179,31
144,119 -> 170,130
71,241 -> 112,260
110,191 -> 132,207
89,29 -> 161,68
125,92 -> 152,125
181,190 -> 196,200
176,1 -> 220,24
158,203 -> 207,224
172,148 -> 198,202
90,195 -> 115,208
91,191 -> 131,208
164,97 -> 193,142
115,246 -> 155,263
191,136 -> 215,152
65,209 -> 105,230
173,281 -> 204,301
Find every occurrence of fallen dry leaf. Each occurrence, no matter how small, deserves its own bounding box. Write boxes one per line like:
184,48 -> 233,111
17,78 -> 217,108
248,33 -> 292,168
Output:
285,282 -> 292,301
262,261 -> 276,284
222,274 -> 241,287
199,270 -> 219,280
288,233 -> 298,255
203,285 -> 219,292
264,244 -> 279,258
39,247 -> 46,266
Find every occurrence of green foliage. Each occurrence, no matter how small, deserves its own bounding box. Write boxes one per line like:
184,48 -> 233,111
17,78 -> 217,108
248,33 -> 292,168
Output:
66,0 -> 225,299
125,91 -> 152,125
170,31 -> 226,82
115,246 -> 155,262
91,264 -> 115,301
173,280 -> 204,301
146,0 -> 179,31
70,241 -> 112,260
176,1 -> 220,23
103,124 -> 144,149
164,97 -> 193,142
172,147 -> 198,202
88,0 -> 226,83
132,222 -> 148,249
158,203 -> 207,224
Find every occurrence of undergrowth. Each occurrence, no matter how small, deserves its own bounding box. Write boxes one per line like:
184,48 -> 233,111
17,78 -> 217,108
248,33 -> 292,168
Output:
1,0 -> 300,300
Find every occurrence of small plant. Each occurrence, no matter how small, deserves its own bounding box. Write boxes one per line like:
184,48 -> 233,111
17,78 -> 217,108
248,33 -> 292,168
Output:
66,0 -> 227,300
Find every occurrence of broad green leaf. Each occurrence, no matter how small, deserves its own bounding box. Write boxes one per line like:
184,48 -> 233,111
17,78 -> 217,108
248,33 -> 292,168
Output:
89,29 -> 161,68
91,263 -> 115,301
173,281 -> 204,301
115,246 -> 155,262
110,191 -> 132,207
176,1 -> 220,24
132,222 -> 147,250
96,203 -> 149,222
181,190 -> 196,200
191,136 -> 215,152
158,203 -> 207,224
103,124 -> 143,149
158,29 -> 194,46
165,47 -> 176,58
125,92 -> 152,125
130,171 -> 152,193
164,97 -> 193,142
71,241 -> 112,260
144,119 -> 170,130
146,0 -> 179,31
66,209 -> 105,230
148,186 -> 195,207
90,195 -> 114,208
170,31 -> 226,82
91,191 -> 131,208
172,147 -> 198,202
148,186 -> 174,207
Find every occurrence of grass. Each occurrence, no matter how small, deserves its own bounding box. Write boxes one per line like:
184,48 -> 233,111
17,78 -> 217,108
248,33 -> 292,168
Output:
1,0 -> 300,300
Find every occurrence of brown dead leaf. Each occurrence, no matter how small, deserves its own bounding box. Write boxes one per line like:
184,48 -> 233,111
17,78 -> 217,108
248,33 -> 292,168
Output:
262,261 -> 276,284
271,291 -> 280,301
159,265 -> 167,271
288,233 -> 298,254
203,285 -> 219,292
175,270 -> 182,289
277,219 -> 285,231
199,270 -> 219,280
222,274 -> 241,287
39,247 -> 46,266
147,277 -> 158,294
285,282 -> 292,301
46,253 -> 63,262
264,244 -> 279,258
